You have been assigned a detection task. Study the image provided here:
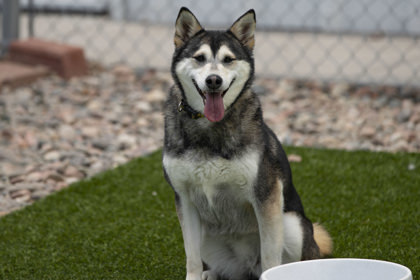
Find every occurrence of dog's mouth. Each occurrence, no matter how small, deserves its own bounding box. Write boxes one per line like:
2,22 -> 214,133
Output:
192,78 -> 235,122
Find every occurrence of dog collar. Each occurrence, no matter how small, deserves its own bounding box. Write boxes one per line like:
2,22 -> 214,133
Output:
178,99 -> 204,119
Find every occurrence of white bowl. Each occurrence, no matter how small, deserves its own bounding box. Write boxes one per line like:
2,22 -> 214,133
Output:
260,258 -> 412,280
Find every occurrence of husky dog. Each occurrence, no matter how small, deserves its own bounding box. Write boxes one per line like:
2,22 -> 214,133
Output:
163,7 -> 333,280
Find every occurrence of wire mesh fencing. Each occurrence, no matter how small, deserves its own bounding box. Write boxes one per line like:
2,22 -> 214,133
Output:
16,0 -> 420,86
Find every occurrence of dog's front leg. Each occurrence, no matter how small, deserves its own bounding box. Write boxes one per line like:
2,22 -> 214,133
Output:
176,193 -> 203,280
253,182 -> 284,272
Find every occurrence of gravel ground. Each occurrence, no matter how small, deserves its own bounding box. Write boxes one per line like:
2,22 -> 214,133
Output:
1,65 -> 419,216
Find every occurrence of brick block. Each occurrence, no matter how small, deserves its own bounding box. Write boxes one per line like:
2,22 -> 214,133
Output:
9,38 -> 87,79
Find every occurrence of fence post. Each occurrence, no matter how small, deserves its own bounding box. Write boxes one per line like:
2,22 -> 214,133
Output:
28,0 -> 35,37
2,0 -> 20,55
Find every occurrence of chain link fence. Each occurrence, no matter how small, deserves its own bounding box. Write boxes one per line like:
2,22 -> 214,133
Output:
6,0 -> 420,86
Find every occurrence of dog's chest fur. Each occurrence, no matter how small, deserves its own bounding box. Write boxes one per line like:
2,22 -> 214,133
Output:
163,150 -> 260,234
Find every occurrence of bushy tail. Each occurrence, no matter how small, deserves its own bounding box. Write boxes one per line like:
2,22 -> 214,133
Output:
313,223 -> 333,257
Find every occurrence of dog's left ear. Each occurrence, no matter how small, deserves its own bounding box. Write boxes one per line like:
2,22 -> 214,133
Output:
174,7 -> 203,48
229,9 -> 256,50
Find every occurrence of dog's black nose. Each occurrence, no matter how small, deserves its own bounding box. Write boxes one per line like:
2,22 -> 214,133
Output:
205,75 -> 223,90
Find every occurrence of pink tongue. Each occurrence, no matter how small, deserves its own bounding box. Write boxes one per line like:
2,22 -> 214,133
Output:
204,92 -> 225,122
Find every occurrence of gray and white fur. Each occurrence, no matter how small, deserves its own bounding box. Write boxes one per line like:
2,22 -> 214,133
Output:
162,7 -> 333,280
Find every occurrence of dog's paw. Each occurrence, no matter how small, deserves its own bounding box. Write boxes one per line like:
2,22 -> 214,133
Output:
202,270 -> 218,280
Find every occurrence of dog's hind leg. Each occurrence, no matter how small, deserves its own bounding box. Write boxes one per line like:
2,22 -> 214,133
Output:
282,212 -> 304,263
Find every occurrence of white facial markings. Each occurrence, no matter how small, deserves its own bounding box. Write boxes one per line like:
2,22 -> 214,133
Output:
216,45 -> 236,63
222,59 -> 250,109
193,44 -> 212,62
176,59 -> 205,112
175,43 -> 251,113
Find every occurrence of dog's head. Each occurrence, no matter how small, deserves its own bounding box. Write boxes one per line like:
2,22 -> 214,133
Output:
172,7 -> 256,122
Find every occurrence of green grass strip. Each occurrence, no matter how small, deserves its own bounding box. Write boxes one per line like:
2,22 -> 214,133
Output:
0,147 -> 418,279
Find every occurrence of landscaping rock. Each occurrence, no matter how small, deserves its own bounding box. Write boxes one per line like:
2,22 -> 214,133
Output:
0,65 -> 418,216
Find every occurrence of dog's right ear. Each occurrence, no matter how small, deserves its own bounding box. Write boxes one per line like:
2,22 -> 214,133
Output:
174,7 -> 203,48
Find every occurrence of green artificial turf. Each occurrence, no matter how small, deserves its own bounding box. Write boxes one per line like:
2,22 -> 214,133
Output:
0,147 -> 419,279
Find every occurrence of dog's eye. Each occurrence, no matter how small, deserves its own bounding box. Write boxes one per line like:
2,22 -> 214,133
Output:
194,55 -> 206,63
223,56 -> 235,64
